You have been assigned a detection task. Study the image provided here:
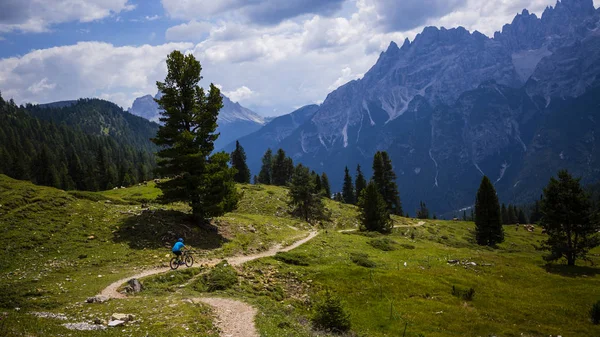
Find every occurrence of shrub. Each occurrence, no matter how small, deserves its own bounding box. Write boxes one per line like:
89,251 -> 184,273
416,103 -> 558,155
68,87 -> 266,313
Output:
399,244 -> 416,249
452,285 -> 475,301
312,291 -> 351,333
591,300 -> 600,325
368,238 -> 397,251
349,253 -> 376,268
197,261 -> 238,292
274,252 -> 310,266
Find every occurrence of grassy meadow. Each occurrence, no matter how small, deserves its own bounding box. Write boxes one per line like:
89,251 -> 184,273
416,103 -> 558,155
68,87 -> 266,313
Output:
0,174 -> 599,336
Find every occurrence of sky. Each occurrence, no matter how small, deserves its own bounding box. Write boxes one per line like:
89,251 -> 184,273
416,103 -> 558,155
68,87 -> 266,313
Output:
0,0 -> 598,117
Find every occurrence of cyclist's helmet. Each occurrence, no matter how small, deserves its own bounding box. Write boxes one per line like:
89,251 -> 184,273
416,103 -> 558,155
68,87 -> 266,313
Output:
178,238 -> 184,243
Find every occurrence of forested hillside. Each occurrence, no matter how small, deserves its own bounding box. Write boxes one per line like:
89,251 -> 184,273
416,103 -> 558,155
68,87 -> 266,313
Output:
0,94 -> 158,191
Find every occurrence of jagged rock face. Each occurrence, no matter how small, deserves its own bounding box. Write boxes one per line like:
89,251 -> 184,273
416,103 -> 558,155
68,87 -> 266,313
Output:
276,0 -> 600,214
222,104 -> 319,175
128,95 -> 160,122
127,92 -> 266,151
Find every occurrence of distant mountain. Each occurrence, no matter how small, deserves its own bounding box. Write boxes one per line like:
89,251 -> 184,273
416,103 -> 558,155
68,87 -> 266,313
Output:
128,92 -> 266,150
222,104 -> 320,175
268,0 -> 600,214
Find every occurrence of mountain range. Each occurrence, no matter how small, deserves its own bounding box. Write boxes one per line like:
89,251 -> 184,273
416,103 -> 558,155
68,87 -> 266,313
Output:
128,92 -> 266,150
217,0 -> 600,215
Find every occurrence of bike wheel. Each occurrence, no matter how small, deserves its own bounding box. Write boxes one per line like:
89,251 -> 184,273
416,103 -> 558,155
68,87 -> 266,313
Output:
169,257 -> 179,270
184,255 -> 194,268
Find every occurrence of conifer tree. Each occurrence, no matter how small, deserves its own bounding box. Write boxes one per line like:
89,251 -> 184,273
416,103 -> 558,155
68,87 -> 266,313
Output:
152,50 -> 239,221
355,164 -> 367,198
258,149 -> 273,184
518,209 -> 528,224
540,170 -> 600,266
417,201 -> 429,219
230,141 -> 251,183
272,148 -> 290,186
358,181 -> 392,233
372,151 -> 403,215
508,205 -> 518,224
314,173 -> 323,195
288,164 -> 326,223
501,203 -> 509,224
530,199 -> 542,224
474,176 -> 504,246
342,166 -> 356,204
463,210 -> 467,221
284,157 -> 294,184
321,173 -> 331,198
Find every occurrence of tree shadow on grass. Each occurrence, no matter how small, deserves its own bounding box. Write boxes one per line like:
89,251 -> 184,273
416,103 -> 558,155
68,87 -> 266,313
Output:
544,263 -> 600,278
113,209 -> 229,251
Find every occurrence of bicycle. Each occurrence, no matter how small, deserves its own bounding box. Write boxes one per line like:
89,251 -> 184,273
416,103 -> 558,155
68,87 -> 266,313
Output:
170,250 -> 194,270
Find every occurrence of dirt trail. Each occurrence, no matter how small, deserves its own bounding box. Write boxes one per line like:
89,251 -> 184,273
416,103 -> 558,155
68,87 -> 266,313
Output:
98,231 -> 318,299
192,298 -> 259,337
338,221 -> 426,233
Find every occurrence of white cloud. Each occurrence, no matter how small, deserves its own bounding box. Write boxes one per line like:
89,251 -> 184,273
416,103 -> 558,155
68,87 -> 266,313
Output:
328,67 -> 362,90
0,0 -> 136,33
145,15 -> 160,21
0,42 -> 193,108
166,20 -> 213,42
223,86 -> 255,102
161,0 -> 345,25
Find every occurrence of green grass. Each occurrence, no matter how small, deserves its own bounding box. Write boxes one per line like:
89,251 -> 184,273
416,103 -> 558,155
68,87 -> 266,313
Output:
1,174 -> 599,336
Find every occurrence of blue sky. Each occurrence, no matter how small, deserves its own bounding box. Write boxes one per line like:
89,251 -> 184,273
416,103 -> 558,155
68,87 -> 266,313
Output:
1,0 -> 598,116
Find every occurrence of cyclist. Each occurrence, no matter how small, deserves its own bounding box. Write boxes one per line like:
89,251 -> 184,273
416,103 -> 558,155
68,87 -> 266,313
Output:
172,238 -> 186,264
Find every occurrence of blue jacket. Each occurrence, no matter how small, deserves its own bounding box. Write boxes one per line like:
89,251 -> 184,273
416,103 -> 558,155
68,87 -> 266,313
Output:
172,242 -> 185,253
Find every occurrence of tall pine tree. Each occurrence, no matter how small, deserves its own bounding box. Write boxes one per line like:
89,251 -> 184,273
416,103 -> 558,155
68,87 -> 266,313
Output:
342,166 -> 356,204
288,164 -> 326,223
230,141 -> 251,183
372,151 -> 403,215
321,173 -> 331,198
358,181 -> 392,233
258,149 -> 273,184
152,50 -> 239,221
474,176 -> 504,246
355,164 -> 367,199
540,170 -> 600,266
272,149 -> 289,186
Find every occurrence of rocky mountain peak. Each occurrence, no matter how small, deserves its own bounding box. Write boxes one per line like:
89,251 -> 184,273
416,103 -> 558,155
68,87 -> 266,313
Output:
542,0 -> 596,24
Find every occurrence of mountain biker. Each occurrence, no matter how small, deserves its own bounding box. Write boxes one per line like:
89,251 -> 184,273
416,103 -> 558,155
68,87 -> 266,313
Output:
172,238 -> 186,264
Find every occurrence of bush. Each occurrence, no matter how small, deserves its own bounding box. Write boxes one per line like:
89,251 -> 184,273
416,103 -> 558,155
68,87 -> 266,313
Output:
196,261 -> 238,292
591,300 -> 600,325
274,252 -> 310,266
349,253 -> 376,268
399,244 -> 416,249
312,291 -> 351,333
368,238 -> 397,251
452,285 -> 475,301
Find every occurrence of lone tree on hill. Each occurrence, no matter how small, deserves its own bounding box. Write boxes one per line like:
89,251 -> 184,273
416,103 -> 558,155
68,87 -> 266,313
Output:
272,148 -> 293,186
152,50 -> 239,221
321,173 -> 331,198
289,164 -> 327,223
258,148 -> 273,184
230,141 -> 250,183
372,151 -> 403,215
474,176 -> 504,246
355,165 -> 367,198
342,166 -> 356,204
540,170 -> 600,266
358,180 -> 393,233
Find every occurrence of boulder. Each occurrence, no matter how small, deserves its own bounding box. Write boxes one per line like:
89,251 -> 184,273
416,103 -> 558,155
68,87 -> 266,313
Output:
86,295 -> 109,304
111,313 -> 134,322
107,320 -> 126,327
126,278 -> 143,293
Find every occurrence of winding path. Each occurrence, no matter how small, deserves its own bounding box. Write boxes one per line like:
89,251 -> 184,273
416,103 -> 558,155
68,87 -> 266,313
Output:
96,231 -> 318,337
338,221 -> 426,233
99,231 -> 319,299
